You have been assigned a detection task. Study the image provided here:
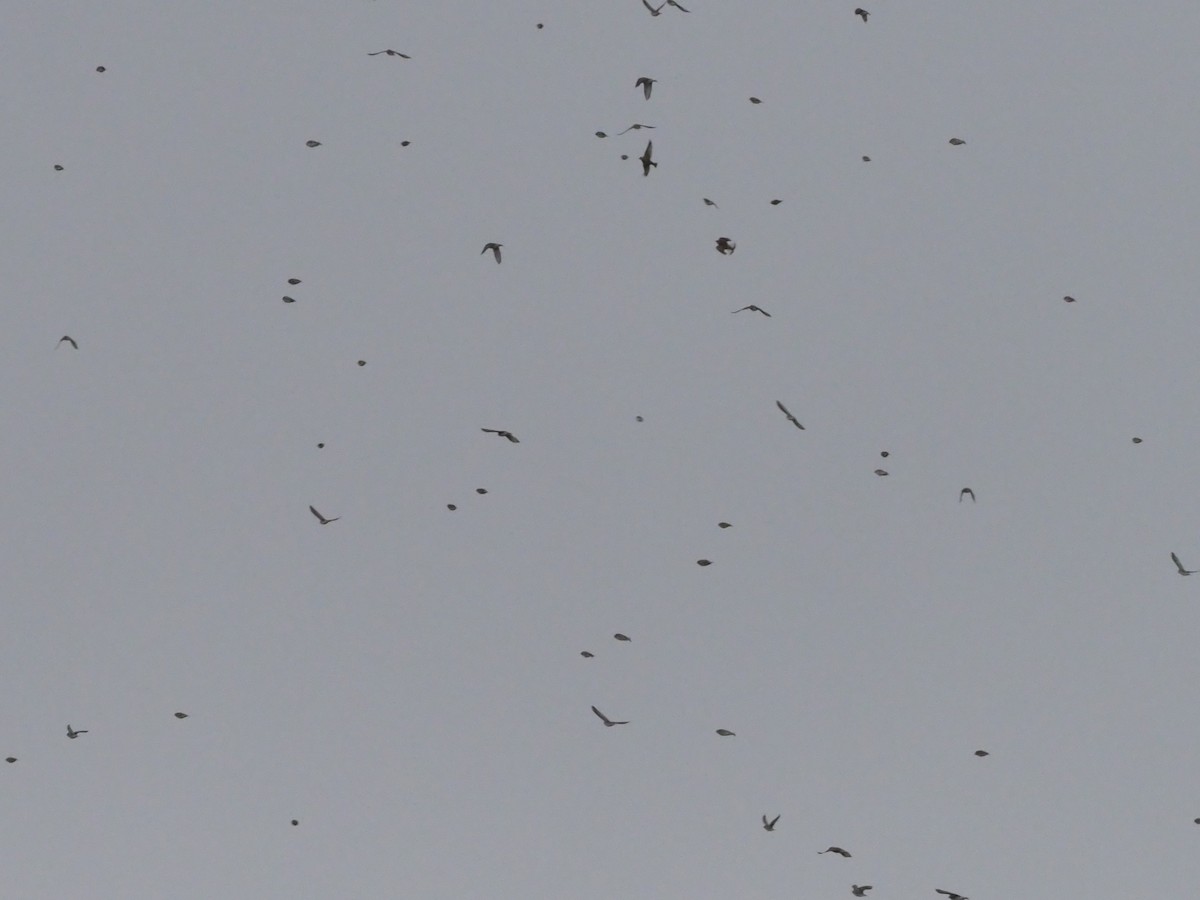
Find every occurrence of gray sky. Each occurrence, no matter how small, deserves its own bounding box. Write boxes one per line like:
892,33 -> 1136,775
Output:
5,1 -> 1200,897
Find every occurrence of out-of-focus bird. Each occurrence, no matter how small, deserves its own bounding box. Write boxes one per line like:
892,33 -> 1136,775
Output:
174,712 -> 188,719
852,888 -> 873,897
935,891 -> 969,900
482,242 -> 503,263
749,97 -> 762,104
67,725 -> 87,739
1063,295 -> 1076,302
855,8 -> 869,21
762,815 -> 780,831
367,49 -> 410,57
820,847 -> 852,857
5,757 -> 15,763
56,335 -> 78,349
635,76 -> 657,99
716,729 -> 735,736
733,305 -> 770,316
291,819 -> 300,826
619,123 -> 655,134
591,706 -> 629,727
718,522 -> 732,528
960,487 -> 975,502
974,749 -> 989,757
775,401 -> 804,430
282,296 -> 296,304
642,0 -> 665,15
614,633 -> 631,642
305,140 -> 322,148
874,469 -> 888,476
769,199 -> 782,205
639,140 -> 657,176
703,198 -> 718,208
309,505 -> 340,525
948,138 -> 966,145
697,559 -> 712,566
1132,437 -> 1143,443
595,131 -> 608,138
715,237 -> 736,255
1172,552 -> 1196,575
482,428 -> 520,443
862,156 -> 871,161
666,0 -> 690,10
580,651 -> 594,658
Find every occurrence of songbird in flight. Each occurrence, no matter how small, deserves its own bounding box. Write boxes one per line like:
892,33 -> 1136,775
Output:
852,888 -> 873,897
591,706 -> 629,727
819,847 -> 852,857
641,0 -> 665,15
775,401 -> 804,430
481,242 -> 503,263
948,138 -> 966,145
715,728 -> 735,736
715,237 -> 736,255
618,123 -> 655,134
855,8 -> 869,21
697,559 -> 712,566
639,141 -> 657,176
56,335 -> 78,349
635,77 -> 657,99
749,97 -> 762,104
762,814 -> 780,831
732,305 -> 771,316
367,49 -> 410,58
309,505 -> 340,525
1172,552 -> 1196,576
935,891 -> 969,900
481,428 -> 520,443
959,487 -> 975,502
66,725 -> 88,739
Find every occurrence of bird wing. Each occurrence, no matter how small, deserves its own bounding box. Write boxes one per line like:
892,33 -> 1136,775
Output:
309,506 -> 325,522
668,0 -> 690,9
768,815 -> 779,827
1173,552 -> 1187,573
591,705 -> 610,723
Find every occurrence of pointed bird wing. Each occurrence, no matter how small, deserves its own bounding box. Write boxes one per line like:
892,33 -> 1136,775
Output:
1172,552 -> 1188,574
776,401 -> 804,429
591,705 -> 611,724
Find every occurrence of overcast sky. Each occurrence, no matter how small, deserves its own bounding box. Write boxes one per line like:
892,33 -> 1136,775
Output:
5,2 -> 1200,898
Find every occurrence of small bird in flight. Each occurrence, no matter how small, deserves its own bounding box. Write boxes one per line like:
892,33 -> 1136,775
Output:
591,706 -> 629,727
959,487 -> 975,502
874,469 -> 888,476
618,123 -> 655,134
614,633 -> 631,642
855,8 -> 869,21
56,335 -> 78,350
641,0 -> 665,15
718,522 -> 732,528
775,401 -> 804,430
66,725 -> 88,739
697,559 -> 712,566
703,198 -> 718,208
367,49 -> 410,58
174,712 -> 189,719
305,140 -> 322,148
819,847 -> 852,857
481,242 -> 503,263
639,140 -> 657,176
309,505 -> 340,525
481,428 -> 520,443
935,891 -> 969,900
762,814 -> 780,831
666,0 -> 690,10
580,651 -> 594,658
974,749 -> 989,757
635,77 -> 657,100
715,728 -> 735,736
1172,552 -> 1196,576
715,237 -> 736,255
852,888 -> 873,898
749,96 -> 762,104
732,305 -> 771,316
948,138 -> 966,145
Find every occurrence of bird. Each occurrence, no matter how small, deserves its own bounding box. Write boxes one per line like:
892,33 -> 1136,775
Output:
960,487 -> 975,502
4,757 -> 15,763
56,335 -> 78,350
862,155 -> 871,161
852,888 -> 873,897
618,123 -> 655,134
614,633 -> 631,642
874,469 -> 888,476
819,847 -> 852,857
1172,552 -> 1196,575
974,749 -> 989,757
635,76 -> 657,100
580,651 -> 594,658
703,198 -> 718,208
749,96 -> 762,104
769,199 -> 782,205
591,706 -> 629,727
641,0 -> 666,15
715,237 -> 736,255
481,242 -> 503,263
639,140 -> 657,176
697,559 -> 712,566
476,488 -> 488,494
666,0 -> 690,10
367,49 -> 410,57
935,891 -> 969,900
481,428 -> 520,443
1063,295 -> 1076,302
732,305 -> 771,316
305,140 -> 322,148
1132,437 -> 1143,443
174,712 -> 188,719
357,360 -> 367,367
715,729 -> 735,736
595,131 -> 607,138
282,296 -> 296,304
718,522 -> 732,528
287,278 -> 301,285
54,164 -> 64,170
291,819 -> 300,826
66,725 -> 87,739
447,504 -> 457,511
309,505 -> 340,525
855,8 -> 869,21
775,400 -> 804,430
762,814 -> 780,831
948,138 -> 966,145
880,451 -> 889,458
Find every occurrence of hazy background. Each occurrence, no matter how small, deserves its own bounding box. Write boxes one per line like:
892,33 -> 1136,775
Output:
4,2 -> 1200,897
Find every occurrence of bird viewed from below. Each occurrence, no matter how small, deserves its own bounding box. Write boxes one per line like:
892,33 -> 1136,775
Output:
874,469 -> 888,476
775,400 -> 804,430
1171,552 -> 1196,575
666,0 -> 690,11
639,140 -> 657,176
641,0 -> 665,15
635,76 -> 657,99
715,728 -> 735,736
715,236 -> 736,255
819,846 -> 852,857
367,49 -> 410,58
762,814 -> 780,831
591,706 -> 628,727
56,335 -> 78,349
618,123 -> 655,134
855,8 -> 869,21
305,140 -> 321,148
852,887 -> 873,897
974,749 -> 990,757
613,633 -> 631,642
935,891 -> 969,900
948,138 -> 966,145
66,725 -> 87,739
481,428 -> 519,443
732,305 -> 770,316
309,505 -> 340,525
959,487 -> 975,502
481,242 -> 502,263
702,197 -> 718,208
174,712 -> 188,719
1063,295 -> 1076,302
580,651 -> 594,658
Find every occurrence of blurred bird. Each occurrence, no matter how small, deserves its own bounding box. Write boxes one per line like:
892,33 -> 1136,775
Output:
715,237 -> 736,255
5,757 -> 15,763
635,77 -> 657,99
959,487 -> 975,502
639,141 -> 657,176
481,242 -> 503,263
874,469 -> 888,476
718,522 -> 732,528
820,847 -> 852,857
852,888 -> 873,897
56,335 -> 78,350
769,199 -> 782,205
749,97 -> 762,104
618,123 -> 655,134
855,8 -> 869,21
66,725 -> 87,739
591,706 -> 629,727
775,400 -> 804,430
948,138 -> 966,145
1172,552 -> 1196,576
762,814 -> 780,831
309,505 -> 340,525
666,0 -> 690,10
733,305 -> 770,316
482,428 -> 520,443
641,0 -> 665,14
305,140 -> 322,148
716,729 -> 735,736
697,559 -> 712,566
367,49 -> 410,57
580,651 -> 594,658
1132,437 -> 1142,443
614,633 -> 631,642
287,278 -> 301,285
935,891 -> 969,900
174,712 -> 188,719
974,749 -> 990,757
703,198 -> 718,208
1063,295 -> 1076,302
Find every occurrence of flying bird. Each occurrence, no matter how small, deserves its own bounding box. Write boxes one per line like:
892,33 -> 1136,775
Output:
287,278 -> 301,285
749,96 -> 762,104
309,505 -> 340,525
481,242 -> 503,263
715,237 -> 736,255
1132,437 -> 1143,443
66,725 -> 88,739
666,0 -> 690,10
762,814 -> 780,831
56,335 -> 78,350
482,428 -> 520,443
305,140 -> 322,148
591,706 -> 629,727
641,0 -> 665,14
639,140 -> 657,176
852,888 -> 873,898
819,847 -> 852,857
697,559 -> 712,566
580,651 -> 594,658
935,891 -> 969,900
769,199 -> 782,205
732,305 -> 771,316
974,749 -> 990,757
959,487 -> 975,502
948,138 -> 966,145
775,400 -> 804,430
1172,552 -> 1196,576
855,8 -> 869,21
174,712 -> 188,719
367,49 -> 410,57
703,198 -> 718,208
718,522 -> 732,528
618,123 -> 655,134
4,757 -> 15,763
715,728 -> 735,736
614,633 -> 631,642
635,77 -> 657,99
874,469 -> 888,476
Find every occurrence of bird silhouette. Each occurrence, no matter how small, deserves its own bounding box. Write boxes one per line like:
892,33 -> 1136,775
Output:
1063,295 -> 1076,302
666,0 -> 690,10
635,77 -> 657,99
56,335 -> 78,349
481,428 -> 520,443
715,237 -> 736,255
819,847 -> 852,857
855,8 -> 869,21
935,891 -> 969,900
852,888 -> 873,898
639,140 -> 657,176
716,728 -> 735,736
614,633 -> 631,642
874,469 -> 888,476
481,242 -> 503,263
591,706 -> 629,726
749,96 -> 762,104
367,49 -> 410,57
775,401 -> 804,430
66,725 -> 88,739
618,123 -> 655,134
174,712 -> 188,719
949,138 -> 966,145
703,198 -> 719,208
697,559 -> 712,566
762,814 -> 780,831
718,522 -> 732,528
641,0 -> 665,15
974,749 -> 990,757
580,651 -> 594,658
305,140 -> 322,148
732,305 -> 770,316
960,487 -> 975,502
309,505 -> 340,525
1172,552 -> 1196,575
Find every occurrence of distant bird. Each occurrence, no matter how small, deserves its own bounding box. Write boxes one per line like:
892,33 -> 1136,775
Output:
666,0 -> 690,10
703,198 -> 718,208
769,199 -> 782,205
174,712 -> 188,719
447,504 -> 457,511
66,725 -> 87,739
595,131 -> 607,138
95,66 -> 106,73
287,278 -> 301,285
56,335 -> 78,350
309,505 -> 340,525
1132,436 -> 1143,443
935,891 -> 969,900
1172,552 -> 1196,576
749,97 -> 762,104
1063,295 -> 1076,303
591,706 -> 629,727
317,443 -> 325,449
357,360 -> 367,366
874,469 -> 888,476
974,749 -> 989,757
820,847 -> 852,857
880,451 -> 889,458
614,633 -> 631,641
581,651 -> 594,658
305,140 -> 322,148
862,156 -> 871,162
618,123 -> 655,134
959,487 -> 975,502
715,729 -> 735,736
775,400 -> 804,430
762,814 -> 780,831
482,242 -> 503,263
852,888 -> 873,898
282,296 -> 296,304
697,559 -> 712,566
291,819 -> 300,826
482,428 -> 520,443
54,164 -> 64,171
948,138 -> 966,145
715,237 -> 736,255
855,8 -> 869,21
635,415 -> 644,422
635,77 -> 657,100
367,49 -> 410,57
718,522 -> 732,528
639,140 -> 657,176
733,305 -> 771,317
4,757 -> 15,763
476,488 -> 488,494
641,0 -> 666,15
